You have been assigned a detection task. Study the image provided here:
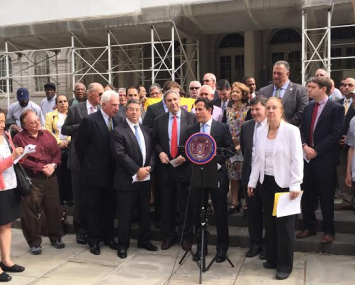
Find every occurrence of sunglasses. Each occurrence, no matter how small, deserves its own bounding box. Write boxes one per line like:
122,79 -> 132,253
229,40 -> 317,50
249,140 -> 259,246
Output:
98,92 -> 103,96
203,79 -> 210,83
190,87 -> 200,90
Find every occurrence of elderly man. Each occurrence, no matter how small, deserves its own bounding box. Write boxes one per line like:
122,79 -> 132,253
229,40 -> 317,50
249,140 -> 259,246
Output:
259,60 -> 308,127
14,110 -> 64,255
203,73 -> 218,98
7,88 -> 45,133
192,85 -> 223,122
189,81 -> 201,99
75,90 -> 123,255
62,82 -> 102,245
41,82 -> 57,116
69,83 -> 87,106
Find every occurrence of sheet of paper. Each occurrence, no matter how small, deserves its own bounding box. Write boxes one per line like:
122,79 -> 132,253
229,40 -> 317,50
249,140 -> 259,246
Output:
170,157 -> 183,168
132,173 -> 150,183
14,144 -> 36,164
276,191 -> 303,218
272,192 -> 285,216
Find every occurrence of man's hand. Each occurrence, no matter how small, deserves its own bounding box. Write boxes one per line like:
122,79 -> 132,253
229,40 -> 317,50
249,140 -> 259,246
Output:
42,164 -> 56,177
290,191 -> 300,200
159,152 -> 170,164
235,145 -> 241,151
340,135 -> 347,146
10,124 -> 21,133
247,187 -> 254,197
58,141 -> 69,149
345,173 -> 353,188
174,155 -> 186,165
137,167 -> 150,180
304,145 -> 317,160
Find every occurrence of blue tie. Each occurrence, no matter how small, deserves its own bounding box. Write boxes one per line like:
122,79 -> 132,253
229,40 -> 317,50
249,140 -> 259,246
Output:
134,125 -> 143,153
201,124 -> 206,133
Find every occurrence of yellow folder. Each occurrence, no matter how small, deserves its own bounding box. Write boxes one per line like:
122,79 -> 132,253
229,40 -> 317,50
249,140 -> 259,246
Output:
272,192 -> 288,216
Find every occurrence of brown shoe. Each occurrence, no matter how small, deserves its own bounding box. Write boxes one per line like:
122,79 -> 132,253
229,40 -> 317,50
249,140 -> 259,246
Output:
181,240 -> 192,251
296,230 -> 317,239
321,234 -> 334,244
161,239 -> 175,250
334,203 -> 354,211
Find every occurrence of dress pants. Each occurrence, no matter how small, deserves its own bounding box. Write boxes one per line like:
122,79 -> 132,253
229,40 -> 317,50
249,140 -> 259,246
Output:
245,183 -> 264,250
57,148 -> 72,204
84,183 -> 116,246
159,166 -> 193,243
302,160 -> 336,235
71,171 -> 87,236
116,182 -> 150,249
259,175 -> 295,274
21,173 -> 63,247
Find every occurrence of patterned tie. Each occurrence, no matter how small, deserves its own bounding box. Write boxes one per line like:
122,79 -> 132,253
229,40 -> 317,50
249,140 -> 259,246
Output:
221,101 -> 227,112
274,88 -> 281,98
108,117 -> 113,131
90,106 -> 95,114
134,125 -> 143,153
344,99 -> 350,115
309,103 -> 320,147
171,115 -> 178,158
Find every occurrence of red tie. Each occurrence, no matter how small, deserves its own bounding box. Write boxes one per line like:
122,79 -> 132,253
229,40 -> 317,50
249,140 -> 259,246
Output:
171,115 -> 178,158
309,103 -> 319,147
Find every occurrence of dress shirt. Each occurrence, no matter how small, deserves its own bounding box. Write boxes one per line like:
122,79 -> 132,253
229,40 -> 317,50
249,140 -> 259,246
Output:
200,117 -> 213,135
40,95 -> 57,116
100,109 -> 111,129
272,80 -> 290,99
345,117 -> 355,181
7,101 -> 45,127
252,118 -> 267,164
162,100 -> 168,113
343,97 -> 352,114
168,110 -> 181,151
86,100 -> 98,114
191,106 -> 223,122
329,88 -> 343,101
13,129 -> 61,174
264,138 -> 276,176
313,97 -> 328,131
126,118 -> 146,166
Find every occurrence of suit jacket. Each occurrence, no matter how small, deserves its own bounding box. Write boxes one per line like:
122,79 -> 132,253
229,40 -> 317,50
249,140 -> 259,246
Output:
212,97 -> 234,109
181,120 -> 236,187
75,111 -> 123,187
259,81 -> 308,126
143,101 -> 165,131
152,108 -> 196,183
248,121 -> 303,191
301,99 -> 344,165
240,119 -> 256,187
214,89 -> 219,99
62,102 -> 94,171
337,98 -> 354,135
111,120 -> 155,191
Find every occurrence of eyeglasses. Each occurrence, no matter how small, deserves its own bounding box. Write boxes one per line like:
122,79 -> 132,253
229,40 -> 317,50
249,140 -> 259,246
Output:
203,79 -> 210,83
190,87 -> 200,90
150,92 -> 161,96
98,92 -> 103,96
200,93 -> 209,96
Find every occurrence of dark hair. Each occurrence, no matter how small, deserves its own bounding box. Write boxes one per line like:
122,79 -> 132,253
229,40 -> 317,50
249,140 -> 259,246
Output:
307,76 -> 332,95
126,86 -> 139,95
216,79 -> 231,91
126,99 -> 141,108
136,84 -> 145,91
195,97 -> 214,110
242,76 -> 254,84
55,94 -> 68,105
104,83 -> 115,90
20,109 -> 36,129
0,108 -> 5,117
162,81 -> 180,93
250,95 -> 267,107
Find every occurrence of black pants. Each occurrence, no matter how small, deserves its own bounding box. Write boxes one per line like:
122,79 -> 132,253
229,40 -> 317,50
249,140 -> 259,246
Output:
57,148 -> 72,204
117,182 -> 151,249
84,183 -> 116,246
259,175 -> 295,274
245,184 -> 264,250
71,171 -> 86,236
302,161 -> 336,235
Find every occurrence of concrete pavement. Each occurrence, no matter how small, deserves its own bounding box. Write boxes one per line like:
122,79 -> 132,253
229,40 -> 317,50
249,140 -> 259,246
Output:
7,229 -> 355,285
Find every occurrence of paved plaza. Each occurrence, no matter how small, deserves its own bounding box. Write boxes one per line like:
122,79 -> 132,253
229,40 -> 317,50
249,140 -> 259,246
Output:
7,229 -> 354,285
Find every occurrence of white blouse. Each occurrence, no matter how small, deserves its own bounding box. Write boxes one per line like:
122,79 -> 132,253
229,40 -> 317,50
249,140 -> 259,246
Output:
264,138 -> 275,176
0,139 -> 17,191
57,112 -> 68,141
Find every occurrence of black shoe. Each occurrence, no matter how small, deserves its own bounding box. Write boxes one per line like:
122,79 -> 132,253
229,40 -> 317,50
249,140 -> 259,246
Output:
228,202 -> 242,215
104,240 -> 118,250
76,234 -> 88,245
263,261 -> 276,269
117,247 -> 127,259
0,262 -> 25,273
192,244 -> 208,262
51,240 -> 65,249
245,247 -> 261,258
276,271 -> 290,280
161,239 -> 176,250
138,242 -> 158,251
0,272 -> 11,282
89,244 -> 100,255
181,240 -> 192,251
259,249 -> 266,260
215,250 -> 227,263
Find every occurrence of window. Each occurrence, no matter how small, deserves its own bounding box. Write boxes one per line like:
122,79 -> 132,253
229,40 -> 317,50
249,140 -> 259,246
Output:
220,56 -> 231,82
219,34 -> 244,48
0,56 -> 13,93
346,47 -> 355,69
331,48 -> 342,69
332,27 -> 355,40
270,29 -> 301,45
271,52 -> 284,63
34,52 -> 50,92
234,55 -> 245,81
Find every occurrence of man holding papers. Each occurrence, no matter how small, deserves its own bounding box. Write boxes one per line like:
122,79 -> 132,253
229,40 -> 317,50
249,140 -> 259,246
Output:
247,97 -> 303,280
152,90 -> 196,251
111,99 -> 157,258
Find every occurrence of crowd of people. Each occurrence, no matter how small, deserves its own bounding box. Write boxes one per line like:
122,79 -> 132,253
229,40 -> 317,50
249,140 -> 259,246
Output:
0,59 -> 354,282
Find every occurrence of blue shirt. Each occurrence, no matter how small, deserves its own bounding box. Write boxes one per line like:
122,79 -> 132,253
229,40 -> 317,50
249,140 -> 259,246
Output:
168,110 -> 181,152
273,80 -> 290,99
162,100 -> 168,113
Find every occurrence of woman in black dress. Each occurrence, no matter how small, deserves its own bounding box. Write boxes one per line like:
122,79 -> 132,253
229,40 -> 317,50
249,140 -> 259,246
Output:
0,109 -> 25,282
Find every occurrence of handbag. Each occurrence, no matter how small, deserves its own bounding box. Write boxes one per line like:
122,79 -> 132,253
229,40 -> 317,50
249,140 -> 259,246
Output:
3,134 -> 32,197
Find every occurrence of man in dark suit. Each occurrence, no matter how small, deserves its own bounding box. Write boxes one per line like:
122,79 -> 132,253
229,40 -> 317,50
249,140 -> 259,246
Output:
182,97 -> 235,263
297,77 -> 344,244
240,95 -> 267,259
212,79 -> 233,111
75,90 -> 123,255
111,99 -> 157,258
152,90 -> 196,251
62,82 -> 102,245
259,60 -> 308,127
69,83 -> 87,106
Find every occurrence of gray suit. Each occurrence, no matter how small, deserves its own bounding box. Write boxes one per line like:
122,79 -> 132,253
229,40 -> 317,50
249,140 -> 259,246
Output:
259,81 -> 308,127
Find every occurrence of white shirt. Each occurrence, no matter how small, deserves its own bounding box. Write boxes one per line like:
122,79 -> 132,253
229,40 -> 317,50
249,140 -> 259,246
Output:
40,95 -> 57,116
264,138 -> 276,176
100,109 -> 111,129
200,117 -> 213,135
86,100 -> 98,114
126,118 -> 146,166
0,139 -> 17,191
252,118 -> 267,164
57,112 -> 68,141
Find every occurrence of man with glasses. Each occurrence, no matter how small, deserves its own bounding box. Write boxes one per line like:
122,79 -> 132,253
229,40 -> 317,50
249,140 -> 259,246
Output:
189,81 -> 201,99
61,82 -> 103,246
202,73 -> 218,98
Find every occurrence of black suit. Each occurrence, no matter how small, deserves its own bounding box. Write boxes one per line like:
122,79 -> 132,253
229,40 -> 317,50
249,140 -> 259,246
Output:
152,108 -> 196,243
143,101 -> 166,132
300,100 -> 344,235
337,98 -> 355,135
240,119 -> 264,251
75,110 -> 123,246
182,120 -> 235,252
111,120 -> 155,249
212,98 -> 234,109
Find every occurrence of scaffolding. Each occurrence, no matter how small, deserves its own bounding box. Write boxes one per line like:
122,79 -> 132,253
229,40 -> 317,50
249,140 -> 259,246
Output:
0,22 -> 199,108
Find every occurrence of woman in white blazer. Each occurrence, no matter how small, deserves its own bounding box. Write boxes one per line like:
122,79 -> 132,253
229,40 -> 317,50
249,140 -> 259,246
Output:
247,97 -> 303,280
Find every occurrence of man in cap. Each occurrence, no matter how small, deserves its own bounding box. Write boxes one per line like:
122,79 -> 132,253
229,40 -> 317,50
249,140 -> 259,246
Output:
7,88 -> 44,133
41,82 -> 57,116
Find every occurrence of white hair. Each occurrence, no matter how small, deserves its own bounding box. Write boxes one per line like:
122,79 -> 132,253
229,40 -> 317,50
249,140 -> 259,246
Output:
101,90 -> 119,103
200,84 -> 213,94
118,88 -> 126,93
189,81 -> 201,87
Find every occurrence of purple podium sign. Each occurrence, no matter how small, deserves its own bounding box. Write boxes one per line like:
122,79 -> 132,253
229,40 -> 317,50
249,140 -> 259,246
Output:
185,132 -> 217,165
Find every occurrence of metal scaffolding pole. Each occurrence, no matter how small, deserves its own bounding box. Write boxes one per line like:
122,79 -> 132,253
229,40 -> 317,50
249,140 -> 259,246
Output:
171,23 -> 175,81
108,31 -> 112,84
71,33 -> 75,91
301,10 -> 306,85
327,8 -> 332,76
151,26 -> 155,84
5,41 -> 10,109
